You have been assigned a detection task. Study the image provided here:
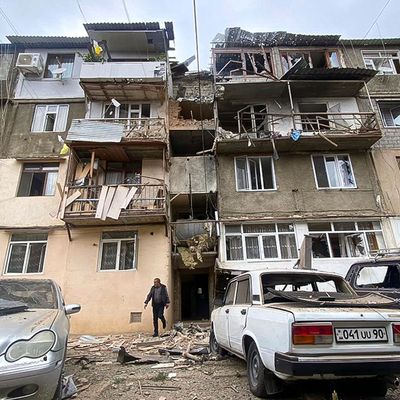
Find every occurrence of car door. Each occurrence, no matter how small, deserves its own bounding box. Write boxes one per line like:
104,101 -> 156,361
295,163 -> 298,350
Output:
213,281 -> 237,348
228,276 -> 251,354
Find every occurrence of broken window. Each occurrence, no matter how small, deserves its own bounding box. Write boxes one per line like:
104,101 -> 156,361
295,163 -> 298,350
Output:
235,156 -> 275,191
44,53 -> 75,78
104,103 -> 151,119
225,223 -> 298,261
308,221 -> 385,258
235,278 -> 251,304
17,163 -> 59,197
99,232 -> 136,271
356,265 -> 400,289
281,49 -> 341,73
312,154 -> 356,189
238,104 -> 268,136
104,161 -> 142,185
31,104 -> 69,132
363,51 -> 400,75
5,233 -> 47,274
298,103 -> 329,132
224,281 -> 237,305
378,102 -> 400,127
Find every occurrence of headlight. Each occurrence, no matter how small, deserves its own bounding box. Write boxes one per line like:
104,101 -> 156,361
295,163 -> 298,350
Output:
6,330 -> 56,362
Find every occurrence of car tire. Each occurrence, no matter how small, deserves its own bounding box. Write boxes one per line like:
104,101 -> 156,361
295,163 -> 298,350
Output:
209,327 -> 227,356
247,341 -> 267,398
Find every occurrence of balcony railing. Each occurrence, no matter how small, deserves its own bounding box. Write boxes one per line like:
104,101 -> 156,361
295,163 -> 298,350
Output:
234,111 -> 380,139
70,118 -> 167,141
63,183 -> 166,219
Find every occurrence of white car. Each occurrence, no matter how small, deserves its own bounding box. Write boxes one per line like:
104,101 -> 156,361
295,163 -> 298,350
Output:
210,269 -> 400,398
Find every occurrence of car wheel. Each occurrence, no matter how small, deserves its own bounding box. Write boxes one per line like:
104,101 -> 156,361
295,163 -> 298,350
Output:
209,327 -> 227,356
247,341 -> 267,398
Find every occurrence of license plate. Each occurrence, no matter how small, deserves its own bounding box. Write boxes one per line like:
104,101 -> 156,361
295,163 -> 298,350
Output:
335,327 -> 388,343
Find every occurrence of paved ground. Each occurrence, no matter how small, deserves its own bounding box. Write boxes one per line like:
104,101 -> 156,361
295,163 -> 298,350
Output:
64,333 -> 400,400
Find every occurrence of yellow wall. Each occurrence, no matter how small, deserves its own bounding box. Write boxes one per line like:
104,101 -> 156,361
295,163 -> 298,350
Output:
0,158 -> 67,228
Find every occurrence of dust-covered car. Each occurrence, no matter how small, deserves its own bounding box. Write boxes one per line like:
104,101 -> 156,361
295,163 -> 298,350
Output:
210,269 -> 400,398
0,279 -> 80,400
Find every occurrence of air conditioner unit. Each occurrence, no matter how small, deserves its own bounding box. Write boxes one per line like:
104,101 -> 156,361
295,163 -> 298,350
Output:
16,53 -> 44,75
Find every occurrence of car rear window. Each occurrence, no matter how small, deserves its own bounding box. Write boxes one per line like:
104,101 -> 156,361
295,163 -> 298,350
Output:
0,280 -> 57,309
356,265 -> 400,289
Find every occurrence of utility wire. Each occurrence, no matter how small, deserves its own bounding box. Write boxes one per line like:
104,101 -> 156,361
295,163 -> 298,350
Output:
0,6 -> 19,35
76,0 -> 88,23
122,0 -> 131,23
362,0 -> 391,39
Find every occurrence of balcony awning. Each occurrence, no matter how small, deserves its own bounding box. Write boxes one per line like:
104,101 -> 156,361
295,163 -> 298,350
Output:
66,120 -> 123,143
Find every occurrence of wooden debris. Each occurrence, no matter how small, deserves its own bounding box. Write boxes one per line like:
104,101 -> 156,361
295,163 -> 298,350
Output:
151,362 -> 175,369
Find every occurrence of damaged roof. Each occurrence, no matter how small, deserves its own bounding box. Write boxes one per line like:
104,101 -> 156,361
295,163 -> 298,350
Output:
7,36 -> 90,48
214,27 -> 340,48
340,38 -> 400,47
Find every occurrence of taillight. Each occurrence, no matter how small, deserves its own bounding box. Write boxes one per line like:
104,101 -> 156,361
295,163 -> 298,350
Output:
292,322 -> 333,345
392,324 -> 400,343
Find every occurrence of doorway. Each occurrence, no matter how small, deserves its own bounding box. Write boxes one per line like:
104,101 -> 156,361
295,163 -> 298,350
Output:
180,272 -> 210,321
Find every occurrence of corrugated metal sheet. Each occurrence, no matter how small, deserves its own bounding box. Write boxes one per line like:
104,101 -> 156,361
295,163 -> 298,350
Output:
84,22 -> 161,31
340,38 -> 400,47
66,120 -> 123,143
7,36 -> 90,48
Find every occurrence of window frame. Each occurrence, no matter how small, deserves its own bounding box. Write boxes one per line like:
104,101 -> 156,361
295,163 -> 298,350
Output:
362,50 -> 400,75
31,104 -> 69,133
4,234 -> 48,275
103,102 -> 151,119
224,223 -> 298,262
17,162 -> 59,197
223,281 -> 237,305
234,276 -> 252,305
234,156 -> 276,192
311,153 -> 357,189
98,232 -> 137,272
308,221 -> 385,259
377,101 -> 400,128
43,53 -> 75,79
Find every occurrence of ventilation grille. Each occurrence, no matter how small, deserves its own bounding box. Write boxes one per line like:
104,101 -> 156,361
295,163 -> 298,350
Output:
130,312 -> 142,323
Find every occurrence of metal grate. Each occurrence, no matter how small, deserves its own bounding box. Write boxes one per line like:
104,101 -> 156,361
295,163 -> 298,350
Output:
130,312 -> 142,323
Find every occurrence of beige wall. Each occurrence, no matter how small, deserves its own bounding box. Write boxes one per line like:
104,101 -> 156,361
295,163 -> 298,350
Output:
371,148 -> 400,215
0,224 -> 171,334
0,158 -> 67,228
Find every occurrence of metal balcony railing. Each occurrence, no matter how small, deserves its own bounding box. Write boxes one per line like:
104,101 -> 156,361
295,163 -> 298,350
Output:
64,183 -> 166,217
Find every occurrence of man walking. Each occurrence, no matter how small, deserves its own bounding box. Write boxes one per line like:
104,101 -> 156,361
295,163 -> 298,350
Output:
144,278 -> 170,337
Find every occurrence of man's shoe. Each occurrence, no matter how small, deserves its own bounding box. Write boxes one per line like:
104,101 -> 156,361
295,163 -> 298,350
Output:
162,320 -> 166,329
152,333 -> 158,337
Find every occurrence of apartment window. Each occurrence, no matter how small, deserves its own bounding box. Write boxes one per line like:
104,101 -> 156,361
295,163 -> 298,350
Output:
44,54 -> 75,78
378,102 -> 400,127
104,103 -> 151,119
5,234 -> 47,274
225,223 -> 298,261
17,163 -> 59,197
363,51 -> 400,75
31,104 -> 69,132
99,232 -> 136,271
308,221 -> 385,258
312,154 -> 356,189
281,50 -> 340,73
235,156 -> 275,191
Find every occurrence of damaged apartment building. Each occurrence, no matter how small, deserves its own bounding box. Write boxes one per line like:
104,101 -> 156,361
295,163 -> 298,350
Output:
0,22 -> 175,334
212,27 -> 400,279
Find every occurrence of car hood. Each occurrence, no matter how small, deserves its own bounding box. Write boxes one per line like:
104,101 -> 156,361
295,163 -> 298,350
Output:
0,309 -> 59,355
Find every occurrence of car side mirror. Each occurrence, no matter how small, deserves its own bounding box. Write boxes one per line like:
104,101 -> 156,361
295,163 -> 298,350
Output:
65,304 -> 81,315
214,298 -> 224,307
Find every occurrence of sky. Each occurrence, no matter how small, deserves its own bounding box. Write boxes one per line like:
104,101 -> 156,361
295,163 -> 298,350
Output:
0,0 -> 399,69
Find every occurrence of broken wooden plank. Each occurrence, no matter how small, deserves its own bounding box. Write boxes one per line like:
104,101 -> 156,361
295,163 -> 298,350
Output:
65,191 -> 81,208
107,185 -> 129,220
150,362 -> 175,369
101,186 -> 116,220
122,186 -> 138,209
77,164 -> 91,180
95,186 -> 108,219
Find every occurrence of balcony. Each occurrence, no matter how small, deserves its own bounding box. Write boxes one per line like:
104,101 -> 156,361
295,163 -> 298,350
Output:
61,182 -> 166,226
217,111 -> 382,153
66,118 -> 167,144
79,61 -> 166,101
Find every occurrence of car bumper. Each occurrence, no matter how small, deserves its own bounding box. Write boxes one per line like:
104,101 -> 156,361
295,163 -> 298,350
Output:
275,352 -> 400,377
0,355 -> 63,400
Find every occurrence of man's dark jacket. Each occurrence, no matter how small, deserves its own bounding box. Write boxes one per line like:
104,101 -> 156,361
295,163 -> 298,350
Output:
144,284 -> 170,306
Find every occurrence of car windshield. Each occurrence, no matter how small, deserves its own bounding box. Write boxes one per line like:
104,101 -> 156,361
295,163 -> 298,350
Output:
0,280 -> 57,310
261,272 -> 355,304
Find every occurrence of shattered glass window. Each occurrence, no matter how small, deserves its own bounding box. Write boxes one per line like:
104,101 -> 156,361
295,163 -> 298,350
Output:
235,156 -> 275,191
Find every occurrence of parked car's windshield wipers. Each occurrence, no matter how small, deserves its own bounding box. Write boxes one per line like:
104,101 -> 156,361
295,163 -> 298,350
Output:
0,299 -> 29,316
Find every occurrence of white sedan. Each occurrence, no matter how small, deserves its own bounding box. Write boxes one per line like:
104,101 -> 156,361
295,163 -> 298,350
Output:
210,269 -> 400,398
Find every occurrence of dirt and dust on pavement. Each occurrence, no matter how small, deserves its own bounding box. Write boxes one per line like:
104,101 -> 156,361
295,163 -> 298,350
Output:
64,323 -> 400,400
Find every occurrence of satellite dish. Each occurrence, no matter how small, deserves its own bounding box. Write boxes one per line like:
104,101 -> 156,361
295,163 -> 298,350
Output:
53,67 -> 67,78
